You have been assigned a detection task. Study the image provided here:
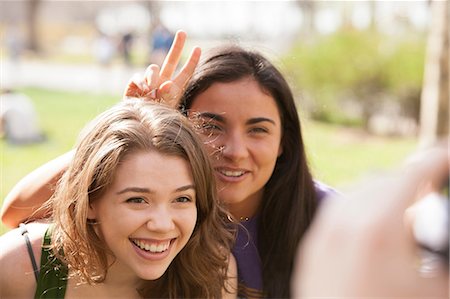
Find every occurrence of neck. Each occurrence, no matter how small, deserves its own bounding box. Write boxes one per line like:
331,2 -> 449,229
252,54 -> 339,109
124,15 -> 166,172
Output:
226,190 -> 263,220
104,259 -> 142,289
68,269 -> 142,299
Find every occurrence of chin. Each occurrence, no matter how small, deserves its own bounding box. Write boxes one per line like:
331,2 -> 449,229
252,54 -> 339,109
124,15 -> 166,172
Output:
219,192 -> 246,205
139,270 -> 167,281
137,265 -> 172,281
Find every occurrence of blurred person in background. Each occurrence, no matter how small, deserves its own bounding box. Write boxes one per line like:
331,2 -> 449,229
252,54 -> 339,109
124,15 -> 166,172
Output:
119,31 -> 134,67
0,88 -> 46,145
93,31 -> 115,67
5,27 -> 23,62
149,24 -> 175,66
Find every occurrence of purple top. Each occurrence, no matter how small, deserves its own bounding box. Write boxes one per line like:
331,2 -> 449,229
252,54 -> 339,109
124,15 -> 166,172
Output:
231,180 -> 337,296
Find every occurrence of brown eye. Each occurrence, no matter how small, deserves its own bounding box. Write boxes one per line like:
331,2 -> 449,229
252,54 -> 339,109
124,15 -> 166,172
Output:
202,123 -> 222,132
250,127 -> 268,133
175,196 -> 192,203
126,197 -> 146,204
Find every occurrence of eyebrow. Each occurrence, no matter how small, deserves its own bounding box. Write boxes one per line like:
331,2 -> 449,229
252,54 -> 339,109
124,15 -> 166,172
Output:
116,185 -> 195,195
175,185 -> 196,192
197,112 -> 276,126
197,112 -> 225,123
246,117 -> 276,126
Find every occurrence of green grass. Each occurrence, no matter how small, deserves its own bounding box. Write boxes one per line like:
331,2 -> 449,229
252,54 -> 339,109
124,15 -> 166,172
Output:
302,120 -> 418,189
1,88 -> 120,234
0,88 -> 418,235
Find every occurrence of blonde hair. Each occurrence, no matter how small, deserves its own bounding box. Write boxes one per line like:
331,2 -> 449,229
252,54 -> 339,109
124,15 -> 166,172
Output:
49,99 -> 234,297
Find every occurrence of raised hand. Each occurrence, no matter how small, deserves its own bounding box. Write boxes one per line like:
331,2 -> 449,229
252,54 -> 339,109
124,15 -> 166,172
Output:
124,30 -> 201,108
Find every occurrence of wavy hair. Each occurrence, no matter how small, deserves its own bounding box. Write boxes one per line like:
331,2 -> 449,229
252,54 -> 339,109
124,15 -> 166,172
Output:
180,46 -> 317,298
48,99 -> 234,298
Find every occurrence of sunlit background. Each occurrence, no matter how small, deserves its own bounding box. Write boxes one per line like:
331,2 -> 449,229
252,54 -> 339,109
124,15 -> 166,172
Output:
1,0 -> 448,233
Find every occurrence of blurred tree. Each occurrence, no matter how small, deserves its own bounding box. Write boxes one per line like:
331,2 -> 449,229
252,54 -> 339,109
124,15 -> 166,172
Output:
26,0 -> 41,52
284,29 -> 425,129
340,2 -> 353,31
368,1 -> 376,31
419,0 -> 449,147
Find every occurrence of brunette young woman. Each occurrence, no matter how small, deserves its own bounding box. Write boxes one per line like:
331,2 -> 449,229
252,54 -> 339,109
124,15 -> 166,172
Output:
0,100 -> 237,298
1,31 -> 336,298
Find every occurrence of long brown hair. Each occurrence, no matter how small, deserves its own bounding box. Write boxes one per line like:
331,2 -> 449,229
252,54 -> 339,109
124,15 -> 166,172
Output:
181,46 -> 317,298
49,99 -> 234,298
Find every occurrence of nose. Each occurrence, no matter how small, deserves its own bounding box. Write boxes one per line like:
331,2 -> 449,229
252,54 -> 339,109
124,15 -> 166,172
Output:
221,130 -> 249,161
146,205 -> 175,233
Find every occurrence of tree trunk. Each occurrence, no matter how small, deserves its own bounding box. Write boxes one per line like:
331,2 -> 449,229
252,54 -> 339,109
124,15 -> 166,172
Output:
368,0 -> 377,31
146,1 -> 162,28
340,2 -> 353,31
26,0 -> 41,52
419,0 -> 449,147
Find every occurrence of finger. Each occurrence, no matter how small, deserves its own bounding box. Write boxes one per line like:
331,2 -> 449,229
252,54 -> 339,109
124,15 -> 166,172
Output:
124,73 -> 146,98
124,81 -> 139,98
159,81 -> 179,108
160,30 -> 186,82
144,64 -> 161,91
172,46 -> 201,91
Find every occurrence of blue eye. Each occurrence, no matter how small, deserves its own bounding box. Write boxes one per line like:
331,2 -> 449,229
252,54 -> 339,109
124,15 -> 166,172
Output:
126,197 -> 146,204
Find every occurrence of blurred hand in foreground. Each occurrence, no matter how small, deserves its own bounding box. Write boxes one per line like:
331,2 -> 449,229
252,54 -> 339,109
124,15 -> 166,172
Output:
293,143 -> 449,298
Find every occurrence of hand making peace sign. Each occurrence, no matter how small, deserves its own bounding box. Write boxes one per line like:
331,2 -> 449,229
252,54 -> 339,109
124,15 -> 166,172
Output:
124,30 -> 201,108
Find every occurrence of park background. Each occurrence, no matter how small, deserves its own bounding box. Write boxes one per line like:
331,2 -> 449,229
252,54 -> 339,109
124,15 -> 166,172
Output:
0,0 -> 448,234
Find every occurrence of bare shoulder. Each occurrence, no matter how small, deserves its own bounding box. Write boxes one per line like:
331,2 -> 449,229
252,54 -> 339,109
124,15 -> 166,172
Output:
223,253 -> 238,299
0,222 -> 48,298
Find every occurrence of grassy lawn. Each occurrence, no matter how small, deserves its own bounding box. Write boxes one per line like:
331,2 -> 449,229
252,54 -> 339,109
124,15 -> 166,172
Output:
303,121 -> 418,189
0,88 -> 418,235
1,88 -> 120,234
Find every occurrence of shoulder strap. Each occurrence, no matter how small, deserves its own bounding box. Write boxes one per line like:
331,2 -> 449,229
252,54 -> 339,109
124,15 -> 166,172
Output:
34,225 -> 68,299
19,223 -> 40,282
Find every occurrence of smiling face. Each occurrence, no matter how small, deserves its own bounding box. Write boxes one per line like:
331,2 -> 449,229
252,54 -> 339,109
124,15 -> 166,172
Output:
188,77 -> 283,219
88,150 -> 197,281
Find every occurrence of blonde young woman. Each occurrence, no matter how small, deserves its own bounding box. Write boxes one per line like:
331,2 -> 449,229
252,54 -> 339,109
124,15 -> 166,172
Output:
0,100 -> 237,298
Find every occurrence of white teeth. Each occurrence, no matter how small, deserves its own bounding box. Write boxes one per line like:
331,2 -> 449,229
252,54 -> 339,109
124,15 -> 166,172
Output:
220,170 -> 244,177
133,239 -> 170,253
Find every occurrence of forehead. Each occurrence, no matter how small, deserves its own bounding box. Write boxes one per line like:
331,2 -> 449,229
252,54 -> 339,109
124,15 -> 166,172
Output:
190,78 -> 281,123
112,150 -> 194,191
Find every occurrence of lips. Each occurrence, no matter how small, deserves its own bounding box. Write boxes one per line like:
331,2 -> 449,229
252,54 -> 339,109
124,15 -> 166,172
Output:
215,167 -> 248,181
130,238 -> 172,253
218,169 -> 245,177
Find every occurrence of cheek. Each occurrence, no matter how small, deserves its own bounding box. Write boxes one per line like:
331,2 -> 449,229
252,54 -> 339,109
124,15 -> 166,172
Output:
254,139 -> 282,164
200,136 -> 224,159
200,133 -> 222,149
177,208 -> 198,238
96,207 -> 138,239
